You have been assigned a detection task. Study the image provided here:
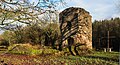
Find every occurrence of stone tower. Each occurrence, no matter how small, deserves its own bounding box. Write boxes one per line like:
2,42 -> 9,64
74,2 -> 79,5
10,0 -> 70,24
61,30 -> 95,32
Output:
59,7 -> 92,50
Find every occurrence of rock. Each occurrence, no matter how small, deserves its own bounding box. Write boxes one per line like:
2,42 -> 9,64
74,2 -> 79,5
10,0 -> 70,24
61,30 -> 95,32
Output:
59,7 -> 92,49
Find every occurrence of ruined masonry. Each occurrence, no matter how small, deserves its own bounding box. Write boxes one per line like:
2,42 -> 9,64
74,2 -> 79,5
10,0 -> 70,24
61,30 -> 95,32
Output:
59,7 -> 92,49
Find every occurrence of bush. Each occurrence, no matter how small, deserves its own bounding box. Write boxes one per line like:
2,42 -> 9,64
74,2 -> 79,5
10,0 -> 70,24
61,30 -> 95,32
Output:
0,39 -> 9,47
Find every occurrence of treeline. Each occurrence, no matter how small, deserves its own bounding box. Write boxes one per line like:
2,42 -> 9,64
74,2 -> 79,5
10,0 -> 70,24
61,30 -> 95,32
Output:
0,23 -> 60,49
0,17 -> 120,51
92,17 -> 120,51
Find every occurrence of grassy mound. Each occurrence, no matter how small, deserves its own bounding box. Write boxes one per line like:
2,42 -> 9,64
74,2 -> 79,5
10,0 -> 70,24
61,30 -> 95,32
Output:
7,44 -> 59,56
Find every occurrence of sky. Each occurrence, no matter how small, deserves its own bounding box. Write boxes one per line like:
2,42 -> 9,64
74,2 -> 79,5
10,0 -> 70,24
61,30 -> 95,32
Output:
60,0 -> 120,21
0,0 -> 120,34
30,0 -> 120,21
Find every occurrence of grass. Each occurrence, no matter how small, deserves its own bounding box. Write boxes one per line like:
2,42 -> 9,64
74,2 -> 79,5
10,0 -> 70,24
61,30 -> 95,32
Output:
60,55 -> 118,65
0,44 -> 119,65
87,51 -> 119,61
0,50 -> 119,65
0,44 -> 60,57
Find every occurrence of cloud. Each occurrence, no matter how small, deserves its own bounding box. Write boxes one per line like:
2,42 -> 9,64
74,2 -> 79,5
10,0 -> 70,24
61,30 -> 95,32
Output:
29,0 -> 120,21
29,0 -> 39,5
62,0 -> 119,21
112,13 -> 120,18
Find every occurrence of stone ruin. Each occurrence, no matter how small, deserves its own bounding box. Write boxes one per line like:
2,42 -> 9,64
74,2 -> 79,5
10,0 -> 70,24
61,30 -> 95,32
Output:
59,7 -> 92,55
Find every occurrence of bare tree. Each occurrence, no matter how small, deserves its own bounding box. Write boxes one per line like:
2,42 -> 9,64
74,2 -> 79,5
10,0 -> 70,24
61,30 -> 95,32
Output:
116,0 -> 120,13
0,0 -> 64,30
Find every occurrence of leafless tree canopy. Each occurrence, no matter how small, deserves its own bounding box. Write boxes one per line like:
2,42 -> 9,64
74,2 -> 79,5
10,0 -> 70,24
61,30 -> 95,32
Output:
0,0 -> 64,30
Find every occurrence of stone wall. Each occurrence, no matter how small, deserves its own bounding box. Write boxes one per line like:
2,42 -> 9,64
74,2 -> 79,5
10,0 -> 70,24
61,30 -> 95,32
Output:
59,7 -> 92,49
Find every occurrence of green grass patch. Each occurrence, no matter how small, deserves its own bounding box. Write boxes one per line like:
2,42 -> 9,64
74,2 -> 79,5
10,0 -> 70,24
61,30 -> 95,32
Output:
59,55 -> 119,65
6,44 -> 59,55
87,51 -> 119,62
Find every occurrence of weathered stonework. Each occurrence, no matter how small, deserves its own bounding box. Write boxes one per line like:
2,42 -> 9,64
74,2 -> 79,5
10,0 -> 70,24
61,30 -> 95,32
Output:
59,7 -> 92,49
